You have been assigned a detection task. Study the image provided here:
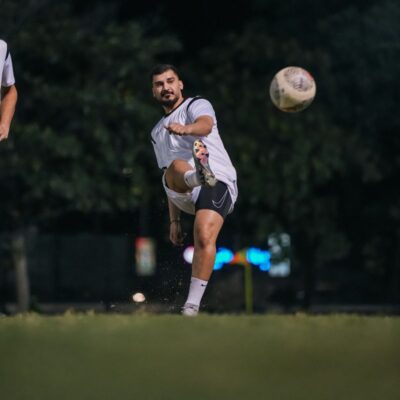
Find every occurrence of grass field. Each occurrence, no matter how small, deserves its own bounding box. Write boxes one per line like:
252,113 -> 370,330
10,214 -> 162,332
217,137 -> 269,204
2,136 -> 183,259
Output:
0,313 -> 399,400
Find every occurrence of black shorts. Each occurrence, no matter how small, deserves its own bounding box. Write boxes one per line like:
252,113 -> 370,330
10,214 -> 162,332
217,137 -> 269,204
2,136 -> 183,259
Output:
195,181 -> 232,219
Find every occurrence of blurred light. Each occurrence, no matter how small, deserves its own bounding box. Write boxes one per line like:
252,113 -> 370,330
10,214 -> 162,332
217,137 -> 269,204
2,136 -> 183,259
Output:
132,292 -> 146,303
135,237 -> 156,276
214,247 -> 234,270
259,263 -> 271,272
269,260 -> 290,277
182,246 -> 278,274
269,244 -> 282,257
246,247 -> 271,272
183,246 -> 194,263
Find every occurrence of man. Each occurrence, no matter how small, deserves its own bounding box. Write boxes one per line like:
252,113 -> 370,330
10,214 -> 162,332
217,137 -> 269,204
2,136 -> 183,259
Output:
150,64 -> 238,316
0,39 -> 18,142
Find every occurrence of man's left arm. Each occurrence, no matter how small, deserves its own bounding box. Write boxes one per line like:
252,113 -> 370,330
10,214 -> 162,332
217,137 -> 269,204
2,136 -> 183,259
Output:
0,84 -> 18,141
165,115 -> 213,137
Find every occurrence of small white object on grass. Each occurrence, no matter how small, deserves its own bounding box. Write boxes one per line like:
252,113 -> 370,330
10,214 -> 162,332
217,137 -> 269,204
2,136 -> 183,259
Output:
132,292 -> 146,303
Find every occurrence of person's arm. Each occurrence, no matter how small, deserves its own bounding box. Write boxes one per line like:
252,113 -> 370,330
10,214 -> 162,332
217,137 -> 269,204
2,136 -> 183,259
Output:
0,84 -> 18,141
168,198 -> 185,246
165,115 -> 213,137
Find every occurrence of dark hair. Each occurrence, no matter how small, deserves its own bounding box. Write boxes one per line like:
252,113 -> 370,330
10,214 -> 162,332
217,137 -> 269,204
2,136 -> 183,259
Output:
150,64 -> 180,81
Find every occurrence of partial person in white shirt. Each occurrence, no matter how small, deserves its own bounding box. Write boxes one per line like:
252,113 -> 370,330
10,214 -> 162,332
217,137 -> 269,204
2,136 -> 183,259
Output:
150,64 -> 238,316
0,39 -> 18,142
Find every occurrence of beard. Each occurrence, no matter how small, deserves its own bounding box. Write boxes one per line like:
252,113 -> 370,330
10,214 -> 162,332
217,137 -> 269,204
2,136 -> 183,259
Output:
158,92 -> 180,107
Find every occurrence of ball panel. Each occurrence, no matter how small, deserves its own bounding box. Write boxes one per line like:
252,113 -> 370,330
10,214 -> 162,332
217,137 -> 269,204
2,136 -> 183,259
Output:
269,66 -> 316,112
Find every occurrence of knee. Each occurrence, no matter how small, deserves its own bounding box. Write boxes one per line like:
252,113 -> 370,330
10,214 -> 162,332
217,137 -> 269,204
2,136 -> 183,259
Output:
195,225 -> 216,250
166,159 -> 187,174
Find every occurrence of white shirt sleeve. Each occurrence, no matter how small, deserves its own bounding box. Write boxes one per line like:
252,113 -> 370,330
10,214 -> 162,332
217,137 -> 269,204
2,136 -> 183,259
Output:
187,98 -> 217,124
2,53 -> 15,87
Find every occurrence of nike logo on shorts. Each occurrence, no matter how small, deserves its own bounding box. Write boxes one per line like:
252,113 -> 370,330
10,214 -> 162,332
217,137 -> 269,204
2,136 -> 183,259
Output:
212,189 -> 228,209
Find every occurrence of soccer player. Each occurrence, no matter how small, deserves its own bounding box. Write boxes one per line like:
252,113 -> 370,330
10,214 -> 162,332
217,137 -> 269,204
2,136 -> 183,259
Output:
0,39 -> 17,142
150,64 -> 238,316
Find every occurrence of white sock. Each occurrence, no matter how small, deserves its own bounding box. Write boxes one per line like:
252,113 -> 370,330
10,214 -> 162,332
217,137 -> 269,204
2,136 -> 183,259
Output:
185,277 -> 208,306
183,170 -> 201,188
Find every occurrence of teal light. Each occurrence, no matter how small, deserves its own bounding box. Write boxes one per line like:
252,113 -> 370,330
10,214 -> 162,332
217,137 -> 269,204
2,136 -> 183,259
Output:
213,247 -> 234,270
185,246 -> 272,272
246,247 -> 271,271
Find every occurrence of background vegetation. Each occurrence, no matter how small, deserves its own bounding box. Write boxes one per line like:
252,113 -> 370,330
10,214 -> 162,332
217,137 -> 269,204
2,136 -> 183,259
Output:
1,0 -> 399,308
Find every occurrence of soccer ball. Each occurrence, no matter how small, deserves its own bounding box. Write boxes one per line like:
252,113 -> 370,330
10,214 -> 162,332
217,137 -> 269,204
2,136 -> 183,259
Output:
269,66 -> 316,112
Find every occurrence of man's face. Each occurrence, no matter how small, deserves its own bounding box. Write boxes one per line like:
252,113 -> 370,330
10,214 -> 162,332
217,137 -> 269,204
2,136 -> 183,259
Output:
152,70 -> 183,108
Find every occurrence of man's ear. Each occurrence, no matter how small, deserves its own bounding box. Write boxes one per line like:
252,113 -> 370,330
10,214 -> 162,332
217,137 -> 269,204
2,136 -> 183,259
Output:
179,80 -> 184,90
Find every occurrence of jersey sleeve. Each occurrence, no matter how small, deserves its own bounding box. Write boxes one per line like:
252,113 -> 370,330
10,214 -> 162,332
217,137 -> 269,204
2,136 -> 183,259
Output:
2,53 -> 15,87
187,98 -> 217,124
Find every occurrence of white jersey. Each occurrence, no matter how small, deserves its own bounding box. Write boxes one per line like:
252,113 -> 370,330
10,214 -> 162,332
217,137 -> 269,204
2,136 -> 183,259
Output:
151,97 -> 238,205
0,40 -> 15,90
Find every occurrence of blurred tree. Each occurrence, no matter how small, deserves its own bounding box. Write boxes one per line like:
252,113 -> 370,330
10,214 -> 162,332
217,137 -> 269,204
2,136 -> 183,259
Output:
0,0 -> 181,310
184,30 -> 349,307
1,0 -> 398,310
316,0 -> 400,302
183,0 -> 400,306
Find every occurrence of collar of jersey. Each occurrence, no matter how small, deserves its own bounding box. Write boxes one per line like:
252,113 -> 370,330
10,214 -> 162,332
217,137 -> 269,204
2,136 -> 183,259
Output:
163,97 -> 188,118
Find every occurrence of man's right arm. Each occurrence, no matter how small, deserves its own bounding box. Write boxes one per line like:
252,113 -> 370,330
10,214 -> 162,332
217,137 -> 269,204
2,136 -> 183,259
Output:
0,84 -> 17,141
168,198 -> 184,246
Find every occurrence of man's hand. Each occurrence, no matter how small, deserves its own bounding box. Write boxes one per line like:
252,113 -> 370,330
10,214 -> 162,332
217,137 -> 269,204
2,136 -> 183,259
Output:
169,220 -> 185,246
165,115 -> 213,137
0,123 -> 10,141
165,123 -> 191,136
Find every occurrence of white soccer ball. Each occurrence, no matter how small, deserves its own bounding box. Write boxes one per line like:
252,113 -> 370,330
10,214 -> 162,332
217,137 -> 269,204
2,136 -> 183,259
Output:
269,66 -> 316,112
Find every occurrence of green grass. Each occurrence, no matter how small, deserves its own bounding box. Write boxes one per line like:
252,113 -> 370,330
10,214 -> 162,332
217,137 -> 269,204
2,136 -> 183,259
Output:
0,313 -> 399,400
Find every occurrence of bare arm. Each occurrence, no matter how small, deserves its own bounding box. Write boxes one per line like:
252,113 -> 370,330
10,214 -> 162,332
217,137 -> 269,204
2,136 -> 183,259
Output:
168,197 -> 181,223
165,115 -> 213,137
0,85 -> 18,141
168,198 -> 185,246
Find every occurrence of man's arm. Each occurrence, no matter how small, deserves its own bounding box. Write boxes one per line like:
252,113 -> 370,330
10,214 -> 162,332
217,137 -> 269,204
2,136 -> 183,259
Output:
0,84 -> 18,141
168,198 -> 185,246
165,115 -> 213,137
